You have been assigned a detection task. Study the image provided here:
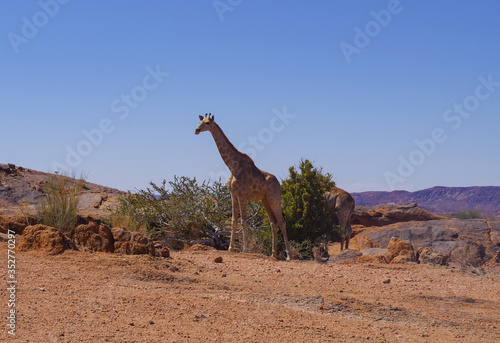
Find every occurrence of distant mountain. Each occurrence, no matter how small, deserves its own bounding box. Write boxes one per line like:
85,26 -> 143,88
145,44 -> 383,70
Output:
351,186 -> 500,217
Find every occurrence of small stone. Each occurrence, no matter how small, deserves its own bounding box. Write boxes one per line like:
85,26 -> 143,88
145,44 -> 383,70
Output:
214,256 -> 223,263
148,319 -> 155,325
383,279 -> 391,284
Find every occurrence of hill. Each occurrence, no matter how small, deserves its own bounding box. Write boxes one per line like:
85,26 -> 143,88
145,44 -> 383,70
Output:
0,163 -> 123,221
352,186 -> 500,217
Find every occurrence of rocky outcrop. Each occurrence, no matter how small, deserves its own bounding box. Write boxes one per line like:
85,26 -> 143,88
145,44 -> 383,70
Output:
0,164 -> 124,227
485,252 -> 500,266
352,203 -> 445,227
73,224 -> 169,257
154,243 -> 170,258
0,164 -> 23,176
349,219 -> 499,266
327,250 -> 362,264
18,224 -> 77,255
17,220 -> 169,258
385,237 -> 416,264
356,254 -> 387,264
73,222 -> 114,252
449,241 -> 485,267
417,247 -> 448,266
490,222 -> 500,247
0,213 -> 37,234
111,227 -> 156,256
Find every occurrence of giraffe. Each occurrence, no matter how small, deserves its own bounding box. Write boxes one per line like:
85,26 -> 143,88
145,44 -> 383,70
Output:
325,186 -> 355,250
195,113 -> 293,260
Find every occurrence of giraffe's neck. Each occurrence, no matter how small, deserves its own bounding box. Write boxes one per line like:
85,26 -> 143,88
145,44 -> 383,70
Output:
210,122 -> 249,174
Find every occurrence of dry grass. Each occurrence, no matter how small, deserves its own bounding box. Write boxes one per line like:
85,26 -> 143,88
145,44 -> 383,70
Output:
108,210 -> 148,235
37,172 -> 84,234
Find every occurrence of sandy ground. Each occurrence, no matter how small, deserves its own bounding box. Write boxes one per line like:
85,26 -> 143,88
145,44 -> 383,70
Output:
1,241 -> 499,343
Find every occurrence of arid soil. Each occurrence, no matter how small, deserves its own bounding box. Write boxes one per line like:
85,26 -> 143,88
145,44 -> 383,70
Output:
2,242 -> 499,343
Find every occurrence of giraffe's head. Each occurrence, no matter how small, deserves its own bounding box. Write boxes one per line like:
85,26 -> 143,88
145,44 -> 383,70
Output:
194,113 -> 215,135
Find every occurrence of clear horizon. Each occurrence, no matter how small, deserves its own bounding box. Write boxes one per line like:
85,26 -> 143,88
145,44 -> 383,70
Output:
2,1 -> 499,193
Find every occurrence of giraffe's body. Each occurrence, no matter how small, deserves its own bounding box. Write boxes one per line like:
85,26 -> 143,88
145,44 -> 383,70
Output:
325,186 -> 355,250
195,114 -> 292,260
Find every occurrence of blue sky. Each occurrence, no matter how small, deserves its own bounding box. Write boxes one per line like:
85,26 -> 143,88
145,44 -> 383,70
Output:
1,0 -> 499,192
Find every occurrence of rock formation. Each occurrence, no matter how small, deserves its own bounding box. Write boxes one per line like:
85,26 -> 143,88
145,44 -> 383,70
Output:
19,224 -> 77,255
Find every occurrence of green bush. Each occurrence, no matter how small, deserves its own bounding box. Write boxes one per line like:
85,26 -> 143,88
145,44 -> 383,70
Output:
281,159 -> 337,255
37,172 -> 84,234
110,159 -> 341,258
110,176 -> 266,250
452,210 -> 482,220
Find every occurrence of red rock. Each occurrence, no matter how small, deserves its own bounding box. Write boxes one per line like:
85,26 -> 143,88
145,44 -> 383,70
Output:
73,222 -> 114,252
386,237 -> 416,264
18,224 -> 77,255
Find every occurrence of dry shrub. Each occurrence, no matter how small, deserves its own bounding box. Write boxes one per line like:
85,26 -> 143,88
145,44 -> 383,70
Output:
37,172 -> 84,235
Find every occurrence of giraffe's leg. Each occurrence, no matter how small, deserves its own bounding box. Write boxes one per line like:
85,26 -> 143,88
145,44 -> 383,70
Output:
276,212 -> 292,261
228,194 -> 239,252
323,232 -> 329,251
344,213 -> 353,250
239,198 -> 248,253
339,211 -> 350,251
338,211 -> 345,251
269,200 -> 292,261
262,200 -> 279,259
340,227 -> 345,250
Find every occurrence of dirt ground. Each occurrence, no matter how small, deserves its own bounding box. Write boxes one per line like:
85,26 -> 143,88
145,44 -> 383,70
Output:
2,241 -> 499,343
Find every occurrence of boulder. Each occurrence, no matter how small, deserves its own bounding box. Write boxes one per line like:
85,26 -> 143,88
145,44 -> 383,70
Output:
73,222 -> 114,252
327,249 -> 362,264
386,237 -> 416,264
490,222 -> 500,246
417,247 -> 448,266
154,243 -> 170,258
352,203 -> 444,227
391,254 -> 416,264
356,255 -> 387,264
449,241 -> 485,267
0,213 -> 36,235
350,219 -> 496,266
112,227 -> 156,256
18,224 -> 77,255
357,248 -> 387,264
485,252 -> 500,266
361,248 -> 387,256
